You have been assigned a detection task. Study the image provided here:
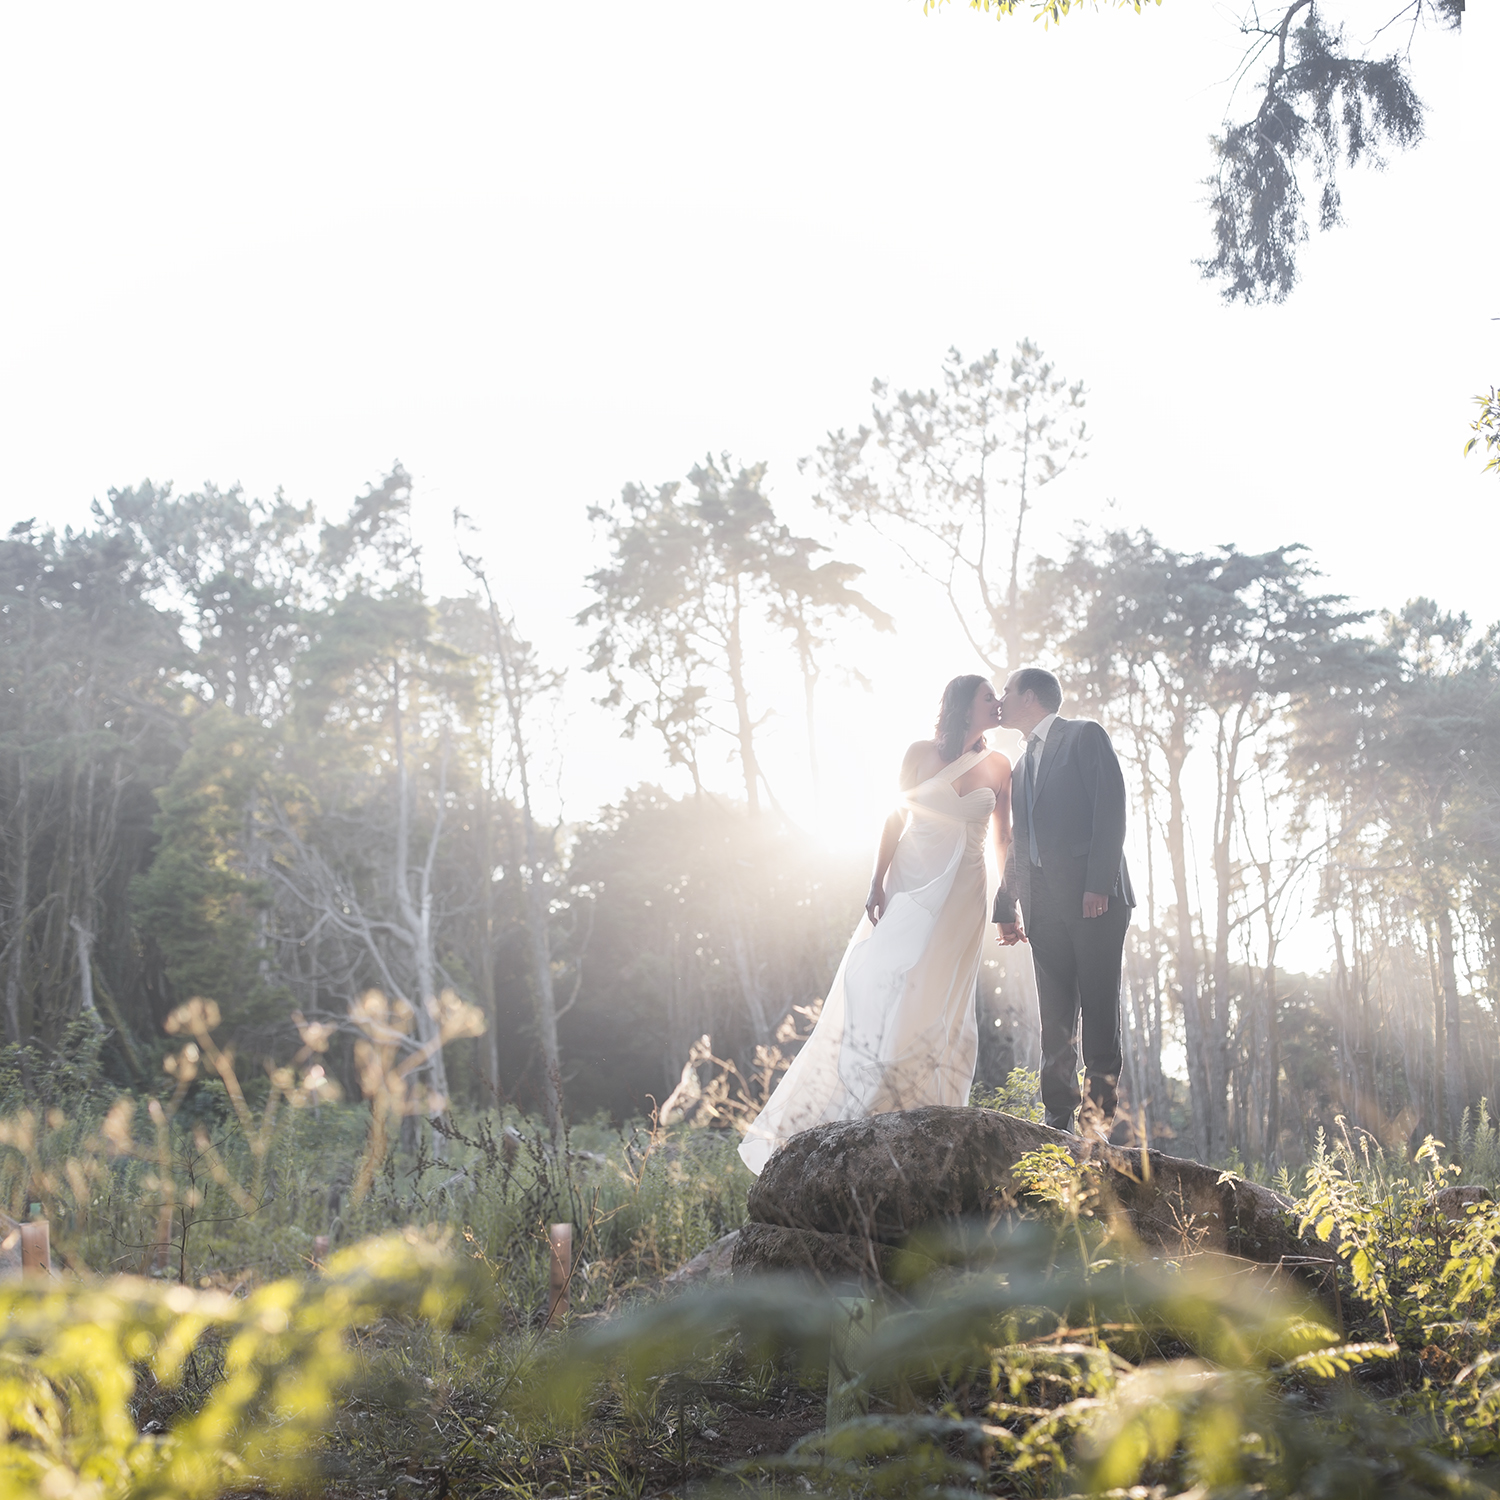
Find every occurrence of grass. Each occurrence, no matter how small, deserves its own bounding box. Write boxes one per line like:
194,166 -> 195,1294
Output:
0,1083 -> 774,1498
8,1008 -> 1500,1498
3,1094 -> 752,1299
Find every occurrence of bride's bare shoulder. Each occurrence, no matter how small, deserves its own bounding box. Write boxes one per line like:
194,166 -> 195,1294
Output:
981,745 -> 1012,784
900,739 -> 942,789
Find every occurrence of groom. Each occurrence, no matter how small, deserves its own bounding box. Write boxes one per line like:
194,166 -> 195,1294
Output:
994,667 -> 1135,1136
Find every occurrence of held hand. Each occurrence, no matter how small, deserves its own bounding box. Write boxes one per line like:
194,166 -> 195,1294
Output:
866,882 -> 885,926
1082,892 -> 1109,919
996,922 -> 1027,946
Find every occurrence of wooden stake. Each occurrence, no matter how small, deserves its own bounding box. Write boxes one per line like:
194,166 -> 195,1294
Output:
20,1219 -> 50,1277
547,1223 -> 572,1326
312,1234 -> 330,1266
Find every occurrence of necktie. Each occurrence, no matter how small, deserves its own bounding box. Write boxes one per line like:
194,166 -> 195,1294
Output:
1025,733 -> 1041,866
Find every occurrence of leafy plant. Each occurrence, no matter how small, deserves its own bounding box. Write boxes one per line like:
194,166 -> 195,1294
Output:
968,1066 -> 1044,1123
1296,1120 -> 1460,1343
0,1231 -> 480,1499
541,1224 -> 1437,1499
1466,387 -> 1500,479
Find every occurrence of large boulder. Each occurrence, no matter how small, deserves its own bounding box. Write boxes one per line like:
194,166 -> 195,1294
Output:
731,1222 -> 942,1285
733,1106 -> 1310,1283
661,1231 -> 740,1291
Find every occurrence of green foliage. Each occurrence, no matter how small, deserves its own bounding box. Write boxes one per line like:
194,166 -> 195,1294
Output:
130,709 -> 283,1037
542,1225 -> 1460,1499
580,455 -> 886,808
1291,1119 -> 1500,1456
563,790 -> 865,1113
1012,1141 -> 1106,1234
12,1085 -> 1500,1498
1456,1101 -> 1500,1189
0,1051 -> 749,1301
108,479 -> 315,722
0,1020 -> 110,1117
969,1065 -> 1043,1122
0,520 -> 184,1053
0,1231 -> 478,1499
1466,386 -> 1500,478
809,340 -> 1088,673
1295,1123 -> 1476,1342
927,0 -> 1160,20
1201,8 -> 1425,304
923,0 -> 1443,307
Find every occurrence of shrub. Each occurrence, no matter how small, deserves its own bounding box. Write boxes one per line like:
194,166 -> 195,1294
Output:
0,1231 -> 478,1498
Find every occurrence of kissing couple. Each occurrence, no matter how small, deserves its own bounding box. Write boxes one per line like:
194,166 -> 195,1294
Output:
739,668 -> 1134,1176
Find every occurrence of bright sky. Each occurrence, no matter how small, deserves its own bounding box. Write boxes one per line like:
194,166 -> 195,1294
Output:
2,1 -> 1496,918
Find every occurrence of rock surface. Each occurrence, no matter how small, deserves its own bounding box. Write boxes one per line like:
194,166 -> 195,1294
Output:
731,1222 -> 942,1284
662,1230 -> 741,1291
1430,1185 -> 1493,1223
734,1106 -> 1310,1283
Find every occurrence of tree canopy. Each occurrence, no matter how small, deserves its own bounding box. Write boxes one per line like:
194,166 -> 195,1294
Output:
928,0 -> 1463,307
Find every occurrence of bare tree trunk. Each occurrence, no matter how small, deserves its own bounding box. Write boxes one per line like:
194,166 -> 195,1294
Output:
1256,855 -> 1281,1166
727,923 -> 773,1044
1262,944 -> 1280,1164
389,671 -> 452,1124
1210,751 -> 1236,1161
477,790 -> 501,1100
1164,734 -> 1210,1161
800,650 -> 821,810
69,918 -> 99,1022
1331,917 -> 1356,1114
1421,920 -> 1445,1142
1393,926 -> 1426,1140
1003,424 -> 1030,672
1119,961 -> 1149,1142
519,817 -> 562,1144
5,748 -> 29,1045
1133,739 -> 1164,1147
724,579 -> 762,816
476,587 -> 565,1143
67,749 -> 101,1034
1435,902 -> 1466,1142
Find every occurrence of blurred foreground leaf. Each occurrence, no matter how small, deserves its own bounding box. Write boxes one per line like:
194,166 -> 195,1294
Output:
0,1231 -> 482,1500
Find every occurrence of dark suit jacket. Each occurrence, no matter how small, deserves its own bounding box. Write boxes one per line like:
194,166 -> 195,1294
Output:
992,716 -> 1136,924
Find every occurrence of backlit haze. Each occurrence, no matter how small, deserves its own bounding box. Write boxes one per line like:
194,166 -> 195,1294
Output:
2,1 -> 1495,973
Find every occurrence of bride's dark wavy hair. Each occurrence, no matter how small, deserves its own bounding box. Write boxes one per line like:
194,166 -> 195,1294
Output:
935,674 -> 991,762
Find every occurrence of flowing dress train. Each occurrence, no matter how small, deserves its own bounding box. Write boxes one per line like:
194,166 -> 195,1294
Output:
738,747 -> 996,1176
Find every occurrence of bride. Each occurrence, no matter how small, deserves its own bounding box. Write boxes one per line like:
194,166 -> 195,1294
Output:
738,675 -> 1012,1175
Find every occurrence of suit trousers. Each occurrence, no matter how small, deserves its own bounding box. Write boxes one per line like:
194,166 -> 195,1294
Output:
1024,862 -> 1129,1131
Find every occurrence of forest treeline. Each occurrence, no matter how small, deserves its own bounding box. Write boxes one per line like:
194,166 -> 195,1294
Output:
0,464 -> 874,1139
2,344 -> 1496,1168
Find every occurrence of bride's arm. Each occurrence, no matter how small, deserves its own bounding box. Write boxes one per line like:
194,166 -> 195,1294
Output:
865,810 -> 905,926
989,758 -> 1012,871
990,758 -> 1026,945
866,742 -> 927,925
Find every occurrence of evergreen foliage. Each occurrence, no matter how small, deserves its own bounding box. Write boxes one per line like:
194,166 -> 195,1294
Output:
130,710 -> 283,1039
1200,7 -> 1425,305
927,2 -> 1459,308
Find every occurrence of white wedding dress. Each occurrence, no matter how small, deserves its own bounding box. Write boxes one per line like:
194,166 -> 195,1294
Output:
738,747 -> 996,1176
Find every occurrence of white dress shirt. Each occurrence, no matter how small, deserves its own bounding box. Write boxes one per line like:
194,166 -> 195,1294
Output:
1026,711 -> 1059,769
1021,712 -> 1059,868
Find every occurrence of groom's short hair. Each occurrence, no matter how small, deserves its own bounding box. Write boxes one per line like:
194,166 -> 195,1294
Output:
1014,667 -> 1062,713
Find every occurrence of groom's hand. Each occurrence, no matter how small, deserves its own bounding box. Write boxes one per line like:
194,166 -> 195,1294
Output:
1082,892 -> 1109,919
997,922 -> 1026,946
